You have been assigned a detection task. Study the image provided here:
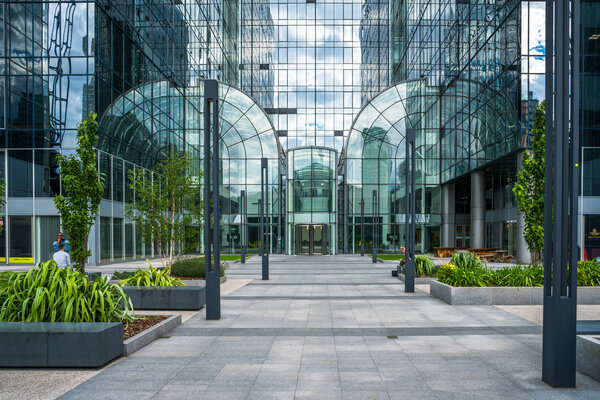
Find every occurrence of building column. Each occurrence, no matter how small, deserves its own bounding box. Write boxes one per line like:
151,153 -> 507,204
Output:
471,170 -> 485,249
441,183 -> 455,247
88,216 -> 100,266
516,151 -> 532,264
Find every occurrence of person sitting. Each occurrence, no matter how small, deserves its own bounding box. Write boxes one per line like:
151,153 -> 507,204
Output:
53,243 -> 72,269
53,232 -> 70,253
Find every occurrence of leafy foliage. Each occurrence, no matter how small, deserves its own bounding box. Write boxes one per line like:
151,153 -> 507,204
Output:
439,260 -> 600,287
578,260 -> 600,286
0,260 -> 133,322
111,271 -> 137,280
53,112 -> 104,273
171,257 -> 226,278
450,252 -> 485,270
414,255 -> 436,277
124,153 -> 202,268
119,261 -> 184,287
513,101 -> 546,264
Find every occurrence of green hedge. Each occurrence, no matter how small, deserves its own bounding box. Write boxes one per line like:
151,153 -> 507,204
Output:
171,257 -> 226,278
438,257 -> 600,287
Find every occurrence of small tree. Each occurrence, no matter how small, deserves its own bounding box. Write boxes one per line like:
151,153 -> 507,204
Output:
125,152 -> 202,268
54,112 -> 105,273
513,101 -> 545,264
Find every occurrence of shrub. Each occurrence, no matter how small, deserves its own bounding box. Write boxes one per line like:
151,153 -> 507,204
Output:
450,252 -> 485,270
0,260 -> 133,322
578,260 -> 600,286
437,263 -> 457,282
112,270 -> 137,280
120,261 -> 184,287
494,265 -> 543,287
414,255 -> 436,277
171,257 -> 226,278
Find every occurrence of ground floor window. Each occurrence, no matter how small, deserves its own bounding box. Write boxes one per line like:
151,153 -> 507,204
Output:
584,215 -> 600,260
35,216 -> 60,263
9,216 -> 32,263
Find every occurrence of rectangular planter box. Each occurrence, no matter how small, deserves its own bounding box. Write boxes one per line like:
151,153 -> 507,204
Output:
123,286 -> 206,310
431,280 -> 600,305
0,322 -> 122,367
430,280 -> 542,305
123,314 -> 182,356
397,273 -> 437,285
577,335 -> 600,382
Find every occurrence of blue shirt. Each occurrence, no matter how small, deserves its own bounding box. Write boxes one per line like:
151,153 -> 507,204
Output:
53,240 -> 70,253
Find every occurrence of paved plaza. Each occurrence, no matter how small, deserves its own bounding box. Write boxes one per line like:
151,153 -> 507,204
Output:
38,255 -> 600,399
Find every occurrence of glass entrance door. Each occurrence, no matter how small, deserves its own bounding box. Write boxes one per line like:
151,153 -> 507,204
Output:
294,224 -> 329,254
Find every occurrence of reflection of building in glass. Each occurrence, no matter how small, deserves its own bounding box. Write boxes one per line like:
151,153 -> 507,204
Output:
1,0 -> 600,264
360,0 -> 389,104
520,91 -> 540,146
239,0 -> 275,110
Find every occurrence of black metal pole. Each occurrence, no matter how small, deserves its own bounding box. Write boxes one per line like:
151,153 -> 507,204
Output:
261,157 -> 269,280
542,0 -> 578,387
204,79 -> 220,320
372,190 -> 377,263
360,198 -> 365,256
241,189 -> 246,264
404,129 -> 415,292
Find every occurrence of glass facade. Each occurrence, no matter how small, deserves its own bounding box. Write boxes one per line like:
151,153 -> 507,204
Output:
287,147 -> 337,254
1,0 -> 599,263
240,0 -> 389,152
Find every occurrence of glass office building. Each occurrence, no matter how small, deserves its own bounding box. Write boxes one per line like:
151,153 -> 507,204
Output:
1,0 -> 598,263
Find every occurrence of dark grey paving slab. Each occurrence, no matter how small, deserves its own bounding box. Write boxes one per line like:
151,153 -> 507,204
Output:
58,255 -> 600,400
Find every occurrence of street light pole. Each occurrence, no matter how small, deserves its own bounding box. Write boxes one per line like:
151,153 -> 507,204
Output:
542,0 -> 579,387
404,128 -> 415,293
203,79 -> 221,320
360,197 -> 365,256
372,190 -> 378,264
261,158 -> 269,280
241,190 -> 246,264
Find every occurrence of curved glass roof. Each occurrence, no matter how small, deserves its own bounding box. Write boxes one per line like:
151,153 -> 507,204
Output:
97,80 -> 282,170
344,78 -> 520,184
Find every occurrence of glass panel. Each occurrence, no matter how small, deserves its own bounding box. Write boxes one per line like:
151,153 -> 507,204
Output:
113,217 -> 123,260
9,216 -> 32,259
9,150 -> 33,197
35,216 -> 60,263
34,150 -> 60,197
125,221 -> 134,259
100,216 -> 111,261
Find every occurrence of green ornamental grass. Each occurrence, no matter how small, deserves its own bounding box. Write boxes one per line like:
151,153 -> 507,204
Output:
119,260 -> 184,287
0,260 -> 133,323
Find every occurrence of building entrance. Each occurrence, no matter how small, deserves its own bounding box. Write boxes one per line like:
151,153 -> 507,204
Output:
295,224 -> 329,255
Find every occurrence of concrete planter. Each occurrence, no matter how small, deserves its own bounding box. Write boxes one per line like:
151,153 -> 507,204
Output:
431,280 -> 600,305
181,276 -> 227,286
397,273 -> 437,285
430,280 -> 543,305
0,322 -> 122,367
123,314 -> 182,356
123,286 -> 206,310
577,335 -> 600,382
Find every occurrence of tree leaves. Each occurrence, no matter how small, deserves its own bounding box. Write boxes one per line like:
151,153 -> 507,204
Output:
53,112 -> 105,273
513,101 -> 546,264
124,153 -> 203,267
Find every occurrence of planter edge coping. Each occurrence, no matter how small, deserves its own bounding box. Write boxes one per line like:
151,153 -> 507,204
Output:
123,314 -> 182,356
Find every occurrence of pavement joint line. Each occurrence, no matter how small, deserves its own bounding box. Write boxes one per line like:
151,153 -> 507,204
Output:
168,326 -> 542,337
